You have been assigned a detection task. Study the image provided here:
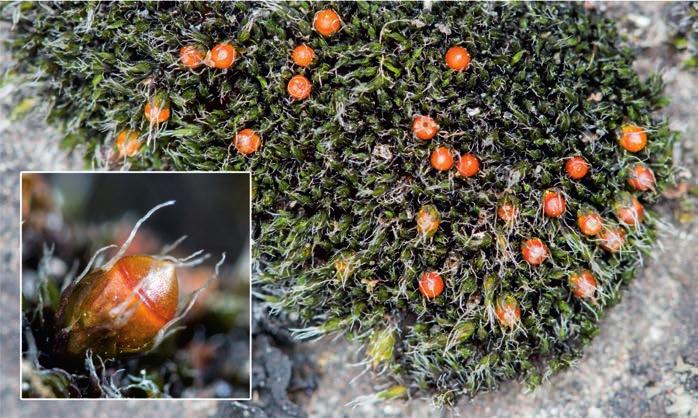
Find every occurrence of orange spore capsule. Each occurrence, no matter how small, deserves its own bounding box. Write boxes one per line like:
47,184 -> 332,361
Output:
57,255 -> 178,357
455,153 -> 480,177
418,271 -> 444,299
430,146 -> 454,171
599,227 -> 625,253
412,115 -> 439,140
206,43 -> 237,69
234,128 -> 262,156
619,124 -> 647,153
416,204 -> 440,238
144,97 -> 170,124
614,194 -> 645,226
543,189 -> 566,218
115,130 -> 141,158
445,46 -> 471,72
521,238 -> 549,266
627,163 -> 655,192
287,74 -> 312,100
314,9 -> 342,37
497,199 -> 519,222
179,45 -> 205,69
569,270 -> 597,299
495,295 -> 521,328
577,211 -> 603,236
292,44 -> 315,67
565,156 -> 589,180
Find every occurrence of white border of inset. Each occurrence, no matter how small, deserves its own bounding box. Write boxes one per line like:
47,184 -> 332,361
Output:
19,170 -> 253,401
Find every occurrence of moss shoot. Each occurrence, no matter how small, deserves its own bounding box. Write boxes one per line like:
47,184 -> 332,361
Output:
4,1 -> 677,404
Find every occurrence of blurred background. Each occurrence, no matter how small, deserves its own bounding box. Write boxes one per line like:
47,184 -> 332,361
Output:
36,173 -> 248,256
20,172 -> 251,399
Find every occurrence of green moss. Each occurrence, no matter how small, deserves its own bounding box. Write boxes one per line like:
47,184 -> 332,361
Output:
3,1 -> 677,404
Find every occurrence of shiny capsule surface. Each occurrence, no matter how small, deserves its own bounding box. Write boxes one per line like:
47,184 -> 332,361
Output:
57,255 -> 178,357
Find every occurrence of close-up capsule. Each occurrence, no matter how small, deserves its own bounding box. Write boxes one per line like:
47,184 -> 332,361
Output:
56,255 -> 179,357
20,173 -> 251,399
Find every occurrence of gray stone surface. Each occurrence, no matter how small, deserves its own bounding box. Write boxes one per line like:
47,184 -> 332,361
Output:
0,2 -> 696,418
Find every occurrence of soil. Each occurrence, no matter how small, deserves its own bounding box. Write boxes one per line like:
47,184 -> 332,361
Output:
1,2 -> 696,417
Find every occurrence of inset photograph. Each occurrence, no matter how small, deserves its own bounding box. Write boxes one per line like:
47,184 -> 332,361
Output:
20,172 -> 251,399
